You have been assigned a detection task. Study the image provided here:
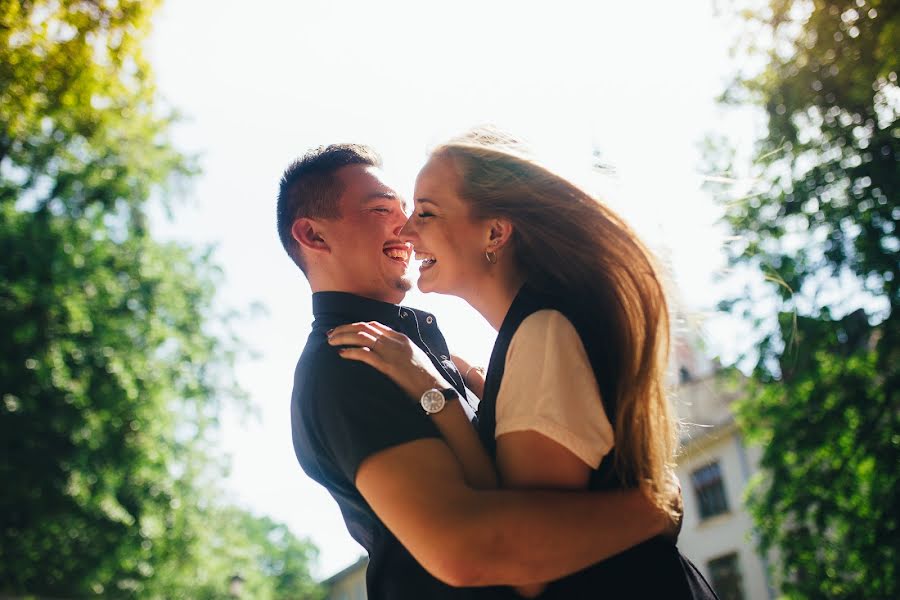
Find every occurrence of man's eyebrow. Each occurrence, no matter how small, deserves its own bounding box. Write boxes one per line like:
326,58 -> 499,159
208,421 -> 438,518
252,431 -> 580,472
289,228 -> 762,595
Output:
365,191 -> 397,202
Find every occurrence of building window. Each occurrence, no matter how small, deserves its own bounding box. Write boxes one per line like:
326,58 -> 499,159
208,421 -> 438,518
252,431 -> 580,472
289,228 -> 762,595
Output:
707,552 -> 745,600
690,461 -> 729,519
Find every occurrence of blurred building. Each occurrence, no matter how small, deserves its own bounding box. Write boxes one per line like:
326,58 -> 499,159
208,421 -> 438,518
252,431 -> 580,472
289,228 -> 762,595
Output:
324,339 -> 779,600
323,555 -> 367,600
672,332 -> 778,600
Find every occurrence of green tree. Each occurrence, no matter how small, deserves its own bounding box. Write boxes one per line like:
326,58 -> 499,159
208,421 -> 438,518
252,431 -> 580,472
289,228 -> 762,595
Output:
142,506 -> 324,600
0,1 -> 322,597
710,0 -> 899,598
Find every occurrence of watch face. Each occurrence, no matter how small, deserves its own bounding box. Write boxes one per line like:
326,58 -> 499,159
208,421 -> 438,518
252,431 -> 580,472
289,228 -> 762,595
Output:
421,389 -> 446,414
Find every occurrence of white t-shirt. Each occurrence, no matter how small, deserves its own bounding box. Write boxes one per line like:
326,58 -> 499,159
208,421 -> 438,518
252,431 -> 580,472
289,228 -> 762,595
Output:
495,309 -> 614,468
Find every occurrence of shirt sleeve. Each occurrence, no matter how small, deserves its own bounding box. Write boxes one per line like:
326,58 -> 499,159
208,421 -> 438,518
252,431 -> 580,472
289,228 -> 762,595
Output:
301,350 -> 442,482
495,309 -> 614,468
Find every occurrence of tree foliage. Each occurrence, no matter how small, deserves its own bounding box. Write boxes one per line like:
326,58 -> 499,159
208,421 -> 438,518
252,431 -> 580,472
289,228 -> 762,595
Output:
0,1 -> 321,597
711,0 -> 899,598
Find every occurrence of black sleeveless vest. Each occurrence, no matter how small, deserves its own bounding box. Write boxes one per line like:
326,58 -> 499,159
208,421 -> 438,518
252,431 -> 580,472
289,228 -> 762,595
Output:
475,285 -> 717,599
478,285 -> 622,490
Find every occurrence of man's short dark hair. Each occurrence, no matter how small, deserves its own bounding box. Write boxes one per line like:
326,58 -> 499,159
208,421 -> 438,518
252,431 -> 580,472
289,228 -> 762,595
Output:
276,144 -> 382,271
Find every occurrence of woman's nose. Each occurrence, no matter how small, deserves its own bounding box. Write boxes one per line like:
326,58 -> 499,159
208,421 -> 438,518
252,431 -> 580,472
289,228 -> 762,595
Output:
399,214 -> 418,241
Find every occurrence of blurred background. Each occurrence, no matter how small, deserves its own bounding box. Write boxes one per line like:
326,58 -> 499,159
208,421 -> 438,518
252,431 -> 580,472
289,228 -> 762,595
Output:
1,0 -> 896,598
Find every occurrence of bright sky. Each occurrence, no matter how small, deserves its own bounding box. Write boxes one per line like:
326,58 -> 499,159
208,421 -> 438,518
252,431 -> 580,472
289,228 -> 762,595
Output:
147,0 -> 757,579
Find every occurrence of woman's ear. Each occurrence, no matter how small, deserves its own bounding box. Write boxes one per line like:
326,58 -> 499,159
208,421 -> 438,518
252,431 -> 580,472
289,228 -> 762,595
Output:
487,218 -> 514,251
291,218 -> 330,254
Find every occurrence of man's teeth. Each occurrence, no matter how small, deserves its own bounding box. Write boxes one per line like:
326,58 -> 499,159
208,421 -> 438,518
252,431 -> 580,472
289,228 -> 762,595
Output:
384,248 -> 409,260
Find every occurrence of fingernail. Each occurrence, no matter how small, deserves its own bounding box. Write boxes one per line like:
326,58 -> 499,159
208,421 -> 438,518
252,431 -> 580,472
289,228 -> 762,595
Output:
326,328 -> 334,337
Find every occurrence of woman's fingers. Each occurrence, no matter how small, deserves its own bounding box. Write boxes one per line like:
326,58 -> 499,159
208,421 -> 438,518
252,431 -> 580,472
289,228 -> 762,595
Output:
327,329 -> 379,349
350,321 -> 408,344
328,321 -> 391,334
333,322 -> 451,400
337,346 -> 387,372
365,321 -> 402,337
328,321 -> 409,351
328,321 -> 381,337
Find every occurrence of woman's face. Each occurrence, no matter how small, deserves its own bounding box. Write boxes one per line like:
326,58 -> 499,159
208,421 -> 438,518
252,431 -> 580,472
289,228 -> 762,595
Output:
401,156 -> 491,295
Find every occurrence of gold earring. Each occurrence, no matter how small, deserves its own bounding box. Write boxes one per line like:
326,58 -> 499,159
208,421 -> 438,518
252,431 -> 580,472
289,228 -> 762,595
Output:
485,249 -> 498,264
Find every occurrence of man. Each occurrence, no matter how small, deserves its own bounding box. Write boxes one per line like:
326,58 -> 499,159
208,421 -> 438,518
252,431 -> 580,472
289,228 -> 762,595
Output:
278,144 -> 673,599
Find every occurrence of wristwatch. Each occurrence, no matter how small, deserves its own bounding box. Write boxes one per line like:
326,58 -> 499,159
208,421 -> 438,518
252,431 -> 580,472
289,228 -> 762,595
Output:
420,387 -> 459,415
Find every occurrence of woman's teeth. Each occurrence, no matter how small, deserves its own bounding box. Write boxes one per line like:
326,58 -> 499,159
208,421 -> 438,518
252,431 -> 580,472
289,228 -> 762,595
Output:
415,252 -> 437,268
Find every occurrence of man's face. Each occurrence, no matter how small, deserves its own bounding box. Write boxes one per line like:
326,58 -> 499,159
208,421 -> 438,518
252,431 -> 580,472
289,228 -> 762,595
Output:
317,164 -> 412,304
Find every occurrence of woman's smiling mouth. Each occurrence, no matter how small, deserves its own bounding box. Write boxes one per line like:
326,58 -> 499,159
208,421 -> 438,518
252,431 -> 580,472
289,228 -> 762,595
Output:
415,251 -> 437,270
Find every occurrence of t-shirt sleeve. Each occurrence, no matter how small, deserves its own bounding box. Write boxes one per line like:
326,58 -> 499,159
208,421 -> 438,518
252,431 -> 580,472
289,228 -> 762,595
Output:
302,351 -> 442,482
495,309 -> 614,468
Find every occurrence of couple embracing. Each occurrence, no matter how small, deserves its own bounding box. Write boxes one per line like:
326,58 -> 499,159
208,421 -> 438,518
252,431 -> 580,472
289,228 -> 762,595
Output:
278,128 -> 718,599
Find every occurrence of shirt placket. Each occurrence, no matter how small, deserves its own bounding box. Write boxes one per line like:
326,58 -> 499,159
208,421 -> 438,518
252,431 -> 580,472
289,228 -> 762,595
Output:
399,308 -> 463,392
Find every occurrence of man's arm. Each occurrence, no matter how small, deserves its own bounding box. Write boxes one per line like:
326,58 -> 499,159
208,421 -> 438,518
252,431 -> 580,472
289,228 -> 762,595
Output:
356,437 -> 666,588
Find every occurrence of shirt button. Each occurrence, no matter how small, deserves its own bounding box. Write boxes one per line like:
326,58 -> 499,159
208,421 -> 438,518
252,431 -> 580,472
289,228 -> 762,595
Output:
401,311 -> 408,318
440,354 -> 449,360
426,315 -> 434,324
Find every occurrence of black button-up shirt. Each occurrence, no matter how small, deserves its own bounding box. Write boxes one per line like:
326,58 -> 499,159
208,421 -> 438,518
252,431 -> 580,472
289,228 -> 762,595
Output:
290,292 -> 498,600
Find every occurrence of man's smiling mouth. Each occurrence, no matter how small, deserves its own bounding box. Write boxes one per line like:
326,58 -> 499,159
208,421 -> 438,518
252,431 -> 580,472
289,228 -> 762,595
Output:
383,245 -> 410,263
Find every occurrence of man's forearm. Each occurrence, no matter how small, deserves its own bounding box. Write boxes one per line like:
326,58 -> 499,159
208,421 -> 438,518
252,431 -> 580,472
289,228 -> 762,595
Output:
440,487 -> 663,587
356,439 -> 664,589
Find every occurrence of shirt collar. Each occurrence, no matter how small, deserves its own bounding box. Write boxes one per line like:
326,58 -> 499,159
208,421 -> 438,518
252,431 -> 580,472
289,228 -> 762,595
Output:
312,291 -> 410,324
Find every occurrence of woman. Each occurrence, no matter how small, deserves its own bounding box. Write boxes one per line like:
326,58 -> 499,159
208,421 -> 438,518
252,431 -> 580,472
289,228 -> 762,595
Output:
327,128 -> 718,598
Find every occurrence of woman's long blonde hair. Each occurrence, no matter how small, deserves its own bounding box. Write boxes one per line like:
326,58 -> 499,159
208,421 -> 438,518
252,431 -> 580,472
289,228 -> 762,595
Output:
433,128 -> 677,518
